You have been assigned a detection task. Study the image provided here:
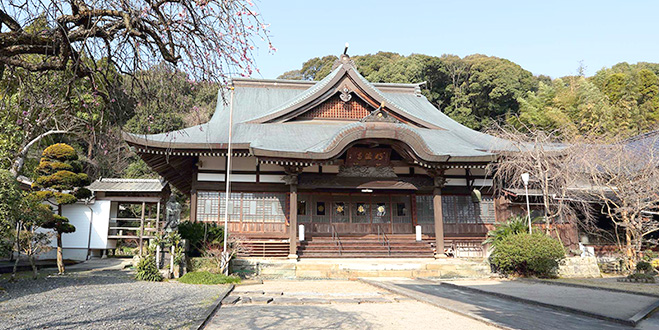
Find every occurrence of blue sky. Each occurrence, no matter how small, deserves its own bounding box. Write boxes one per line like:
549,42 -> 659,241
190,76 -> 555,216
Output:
249,0 -> 658,79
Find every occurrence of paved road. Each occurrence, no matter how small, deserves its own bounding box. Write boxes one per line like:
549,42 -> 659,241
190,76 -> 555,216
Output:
366,278 -> 659,330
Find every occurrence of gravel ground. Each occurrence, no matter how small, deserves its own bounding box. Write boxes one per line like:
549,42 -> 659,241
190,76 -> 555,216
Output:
0,269 -> 230,330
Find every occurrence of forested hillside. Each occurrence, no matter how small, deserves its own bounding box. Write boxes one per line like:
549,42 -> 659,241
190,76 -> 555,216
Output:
2,52 -> 658,181
280,53 -> 659,137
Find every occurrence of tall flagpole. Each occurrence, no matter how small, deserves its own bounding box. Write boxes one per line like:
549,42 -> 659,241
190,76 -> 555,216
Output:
222,85 -> 235,275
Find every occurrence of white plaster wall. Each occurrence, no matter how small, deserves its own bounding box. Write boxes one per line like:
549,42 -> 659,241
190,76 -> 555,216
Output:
470,168 -> 488,176
35,200 -> 113,261
323,165 -> 340,173
394,167 -> 410,175
231,157 -> 257,171
259,174 -> 285,183
444,168 -> 464,176
199,156 -> 225,170
445,178 -> 468,186
301,165 -> 319,173
473,178 -> 493,187
59,200 -> 113,249
260,163 -> 283,171
198,173 -> 225,181
414,167 -> 428,175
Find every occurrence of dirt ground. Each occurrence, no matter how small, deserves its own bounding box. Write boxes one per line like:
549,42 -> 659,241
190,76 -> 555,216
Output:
208,280 -> 497,330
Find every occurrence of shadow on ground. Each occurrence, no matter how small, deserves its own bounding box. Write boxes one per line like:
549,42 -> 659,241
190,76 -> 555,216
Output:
392,282 -> 633,330
210,305 -> 371,330
0,269 -> 227,330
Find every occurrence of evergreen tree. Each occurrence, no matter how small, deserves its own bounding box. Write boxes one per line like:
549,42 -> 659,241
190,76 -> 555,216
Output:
32,143 -> 91,274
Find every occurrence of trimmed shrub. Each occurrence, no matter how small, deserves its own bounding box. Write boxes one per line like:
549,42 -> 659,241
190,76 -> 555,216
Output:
627,272 -> 656,283
135,255 -> 163,282
489,233 -> 565,278
637,261 -> 653,273
178,271 -> 240,285
42,143 -> 78,161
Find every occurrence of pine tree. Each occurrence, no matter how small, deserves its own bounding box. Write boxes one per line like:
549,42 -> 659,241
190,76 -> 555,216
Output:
32,143 -> 91,274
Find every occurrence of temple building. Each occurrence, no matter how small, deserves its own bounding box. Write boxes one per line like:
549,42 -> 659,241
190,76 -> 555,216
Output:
124,53 -> 517,259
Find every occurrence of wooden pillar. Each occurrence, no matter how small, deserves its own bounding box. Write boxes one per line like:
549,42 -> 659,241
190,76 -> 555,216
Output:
284,166 -> 302,260
139,202 -> 146,256
155,201 -> 161,233
429,169 -> 446,258
433,187 -> 445,258
190,163 -> 199,222
289,184 -> 298,258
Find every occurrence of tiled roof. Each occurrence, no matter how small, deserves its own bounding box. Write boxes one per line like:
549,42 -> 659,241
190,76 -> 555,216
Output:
88,178 -> 167,192
123,55 -> 522,162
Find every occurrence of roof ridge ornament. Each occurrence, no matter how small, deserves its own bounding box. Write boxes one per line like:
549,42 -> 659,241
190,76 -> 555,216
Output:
360,103 -> 400,124
332,42 -> 356,70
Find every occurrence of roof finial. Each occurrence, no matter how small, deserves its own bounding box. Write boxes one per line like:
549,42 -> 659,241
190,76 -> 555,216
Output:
344,42 -> 349,55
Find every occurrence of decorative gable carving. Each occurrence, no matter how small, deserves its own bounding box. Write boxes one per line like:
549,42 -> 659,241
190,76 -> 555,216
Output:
360,107 -> 401,124
298,93 -> 374,120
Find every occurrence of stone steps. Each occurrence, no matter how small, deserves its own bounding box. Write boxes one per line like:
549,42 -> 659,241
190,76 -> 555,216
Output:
298,237 -> 434,258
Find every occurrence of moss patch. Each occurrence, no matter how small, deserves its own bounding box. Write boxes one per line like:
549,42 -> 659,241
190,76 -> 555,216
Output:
178,271 -> 241,285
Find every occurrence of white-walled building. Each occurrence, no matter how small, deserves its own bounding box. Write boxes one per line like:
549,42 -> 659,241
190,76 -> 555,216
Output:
39,178 -> 169,261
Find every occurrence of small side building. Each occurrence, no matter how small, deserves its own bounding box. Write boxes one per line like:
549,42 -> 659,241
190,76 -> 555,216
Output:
42,178 -> 169,261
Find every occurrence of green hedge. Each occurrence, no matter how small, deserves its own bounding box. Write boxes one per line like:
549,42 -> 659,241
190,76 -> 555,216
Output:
489,233 -> 565,278
178,271 -> 241,285
135,256 -> 163,282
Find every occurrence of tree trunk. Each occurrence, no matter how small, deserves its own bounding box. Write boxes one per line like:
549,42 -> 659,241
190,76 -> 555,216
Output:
11,222 -> 21,280
625,227 -> 634,271
56,232 -> 65,274
29,255 -> 38,279
11,255 -> 20,281
10,130 -> 68,177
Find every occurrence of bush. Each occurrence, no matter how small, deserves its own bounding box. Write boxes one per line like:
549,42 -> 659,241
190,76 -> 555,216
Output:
178,221 -> 224,256
189,257 -> 221,273
651,258 -> 659,271
178,271 -> 240,285
627,272 -> 656,282
484,215 -> 530,247
489,233 -> 566,278
637,261 -> 653,273
135,255 -> 163,282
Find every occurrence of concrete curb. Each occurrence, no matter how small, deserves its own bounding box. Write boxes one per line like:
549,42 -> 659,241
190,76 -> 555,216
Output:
429,279 -> 641,326
359,278 -> 512,330
195,284 -> 235,330
521,278 -> 659,298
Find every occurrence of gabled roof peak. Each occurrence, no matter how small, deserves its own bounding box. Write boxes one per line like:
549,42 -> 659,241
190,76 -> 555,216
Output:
332,53 -> 357,71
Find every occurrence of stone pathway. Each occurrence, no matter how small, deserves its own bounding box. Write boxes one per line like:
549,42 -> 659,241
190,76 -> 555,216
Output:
438,279 -> 659,322
206,280 -> 497,329
365,277 -> 657,330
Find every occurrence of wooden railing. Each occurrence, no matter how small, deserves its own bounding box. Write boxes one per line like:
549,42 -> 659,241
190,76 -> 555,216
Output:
330,224 -> 343,256
108,217 -> 159,239
377,225 -> 391,256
